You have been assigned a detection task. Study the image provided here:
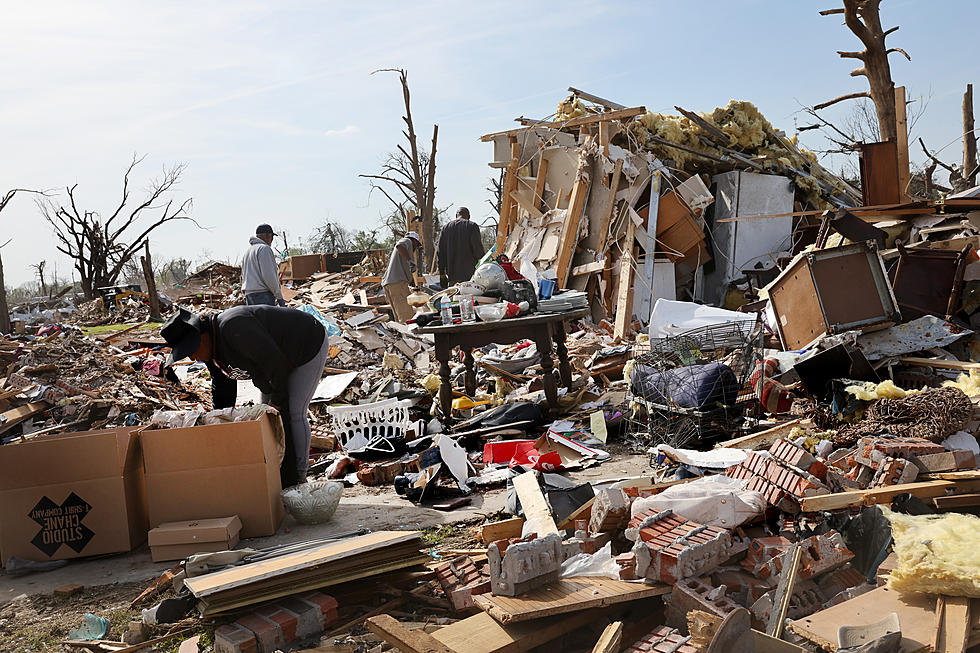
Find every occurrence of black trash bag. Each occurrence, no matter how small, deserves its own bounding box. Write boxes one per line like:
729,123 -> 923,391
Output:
629,362 -> 739,409
821,506 -> 893,579
461,402 -> 545,430
891,492 -> 938,515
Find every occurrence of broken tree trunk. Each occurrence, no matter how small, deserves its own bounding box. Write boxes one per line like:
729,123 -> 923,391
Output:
964,83 -> 977,187
820,0 -> 909,142
140,241 -> 162,320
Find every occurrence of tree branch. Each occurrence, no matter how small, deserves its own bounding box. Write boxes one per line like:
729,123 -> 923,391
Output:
813,91 -> 871,111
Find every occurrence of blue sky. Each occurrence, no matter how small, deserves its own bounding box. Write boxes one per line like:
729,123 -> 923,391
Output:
2,0 -> 977,287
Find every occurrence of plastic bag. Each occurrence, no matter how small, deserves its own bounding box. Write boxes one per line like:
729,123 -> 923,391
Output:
630,475 -> 765,529
298,304 -> 342,337
560,542 -> 622,580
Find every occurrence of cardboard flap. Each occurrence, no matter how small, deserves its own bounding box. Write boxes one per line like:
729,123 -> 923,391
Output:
0,428 -> 137,490
141,416 -> 275,474
148,515 -> 242,547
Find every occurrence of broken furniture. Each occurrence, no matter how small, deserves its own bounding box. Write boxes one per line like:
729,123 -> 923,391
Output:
767,241 -> 901,350
417,308 -> 590,418
326,397 -> 411,457
889,243 -> 971,321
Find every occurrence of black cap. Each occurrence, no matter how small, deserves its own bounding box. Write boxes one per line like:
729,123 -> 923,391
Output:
256,224 -> 277,236
161,308 -> 204,367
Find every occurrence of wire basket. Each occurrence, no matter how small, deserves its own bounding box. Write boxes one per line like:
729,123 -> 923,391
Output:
626,319 -> 764,451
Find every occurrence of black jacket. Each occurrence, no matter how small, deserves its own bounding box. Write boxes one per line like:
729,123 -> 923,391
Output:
207,305 -> 326,409
437,218 -> 485,283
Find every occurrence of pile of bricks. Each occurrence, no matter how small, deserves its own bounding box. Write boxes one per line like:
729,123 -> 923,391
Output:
214,591 -> 338,653
625,509 -> 743,584
434,555 -> 490,612
726,441 -> 830,509
741,531 -> 854,586
589,488 -> 632,533
624,625 -> 698,653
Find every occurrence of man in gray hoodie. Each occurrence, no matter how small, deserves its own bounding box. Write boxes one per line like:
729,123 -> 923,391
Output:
242,224 -> 285,306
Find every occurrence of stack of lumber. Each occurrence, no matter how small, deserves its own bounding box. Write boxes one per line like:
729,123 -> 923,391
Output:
184,531 -> 427,615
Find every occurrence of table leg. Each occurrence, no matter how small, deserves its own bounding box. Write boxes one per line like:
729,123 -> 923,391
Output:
463,348 -> 477,397
435,340 -> 454,419
533,327 -> 560,410
552,321 -> 573,388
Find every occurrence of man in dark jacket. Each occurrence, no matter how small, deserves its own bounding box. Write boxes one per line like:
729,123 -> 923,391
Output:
437,207 -> 485,286
162,305 -> 329,487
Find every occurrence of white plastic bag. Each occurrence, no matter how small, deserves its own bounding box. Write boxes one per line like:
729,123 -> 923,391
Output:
560,541 -> 622,580
630,475 -> 765,529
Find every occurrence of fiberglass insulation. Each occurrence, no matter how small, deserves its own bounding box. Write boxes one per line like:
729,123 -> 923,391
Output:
881,506 -> 980,597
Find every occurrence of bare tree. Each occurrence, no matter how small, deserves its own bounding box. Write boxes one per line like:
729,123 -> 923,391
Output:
38,154 -> 196,299
818,0 -> 910,141
0,188 -> 48,332
360,68 -> 439,267
964,84 -> 978,187
29,261 -> 47,297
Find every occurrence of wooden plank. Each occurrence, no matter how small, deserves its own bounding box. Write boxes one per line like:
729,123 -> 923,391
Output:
591,621 -> 622,653
474,576 -> 669,624
0,400 -> 51,436
638,168 -> 661,319
512,471 -> 558,536
934,493 -> 980,509
598,121 -> 611,156
481,107 -> 646,142
898,356 -> 980,371
481,518 -> 525,544
799,479 -> 980,512
895,86 -> 911,201
713,419 -> 806,451
568,87 -> 626,110
366,614 -> 454,653
935,595 -> 971,653
613,220 -> 636,340
790,587 -> 980,653
555,173 -> 591,288
571,261 -> 605,277
433,609 -> 596,653
510,189 -> 543,220
766,544 -> 802,638
497,142 -> 521,250
534,156 -> 549,213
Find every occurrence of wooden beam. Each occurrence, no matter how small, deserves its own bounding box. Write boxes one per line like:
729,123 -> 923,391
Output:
767,544 -> 802,638
481,107 -> 646,142
935,595 -> 971,653
555,173 -> 591,288
895,86 -> 911,200
613,220 -> 636,340
714,419 -> 806,450
366,615 -> 455,653
598,121 -> 611,157
510,189 -> 543,220
798,478 -> 980,512
594,159 -> 624,257
898,356 -> 980,371
591,621 -> 623,653
571,261 -> 605,277
933,493 -> 980,510
512,471 -> 558,536
0,401 -> 51,436
567,87 -> 626,111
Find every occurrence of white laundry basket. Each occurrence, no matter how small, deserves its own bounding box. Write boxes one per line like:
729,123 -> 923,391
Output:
326,397 -> 412,453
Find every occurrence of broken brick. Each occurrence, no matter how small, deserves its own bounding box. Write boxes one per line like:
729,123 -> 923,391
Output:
214,623 -> 259,653
589,488 -> 632,533
624,625 -> 698,653
667,577 -> 740,632
488,533 -> 562,596
627,509 -> 740,584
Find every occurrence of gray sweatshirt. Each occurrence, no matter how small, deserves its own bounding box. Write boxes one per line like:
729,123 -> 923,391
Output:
241,237 -> 283,300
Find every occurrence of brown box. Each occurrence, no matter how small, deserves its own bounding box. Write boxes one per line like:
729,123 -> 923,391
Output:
0,427 -> 147,564
148,515 -> 242,562
768,242 -> 901,350
141,413 -> 284,539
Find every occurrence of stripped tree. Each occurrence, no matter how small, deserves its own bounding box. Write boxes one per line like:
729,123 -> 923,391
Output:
817,0 -> 910,142
38,154 -> 196,299
360,68 -> 439,268
0,188 -> 49,332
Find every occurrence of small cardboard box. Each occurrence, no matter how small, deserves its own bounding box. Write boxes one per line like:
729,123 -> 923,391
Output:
148,515 -> 242,562
140,412 -> 284,538
0,427 -> 147,564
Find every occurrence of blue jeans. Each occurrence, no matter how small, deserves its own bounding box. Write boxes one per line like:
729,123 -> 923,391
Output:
245,291 -> 278,306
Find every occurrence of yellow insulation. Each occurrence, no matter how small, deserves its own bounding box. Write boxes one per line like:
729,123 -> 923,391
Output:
845,380 -> 911,401
943,369 -> 980,397
881,506 -> 980,597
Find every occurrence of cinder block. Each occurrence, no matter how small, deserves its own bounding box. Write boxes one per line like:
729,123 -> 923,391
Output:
488,533 -> 562,596
214,624 -> 258,653
234,614 -> 284,653
667,577 -> 740,632
749,580 -> 824,629
589,488 -> 631,533
912,449 -> 976,473
871,456 -> 918,487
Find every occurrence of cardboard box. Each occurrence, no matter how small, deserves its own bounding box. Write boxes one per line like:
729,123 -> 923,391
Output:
141,412 -> 284,538
148,515 -> 242,562
0,427 -> 147,564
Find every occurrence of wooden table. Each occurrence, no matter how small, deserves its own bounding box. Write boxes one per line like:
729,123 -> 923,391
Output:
417,308 -> 590,418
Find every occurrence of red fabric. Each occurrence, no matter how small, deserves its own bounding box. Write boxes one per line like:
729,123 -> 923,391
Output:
495,255 -> 524,280
482,440 -> 562,471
